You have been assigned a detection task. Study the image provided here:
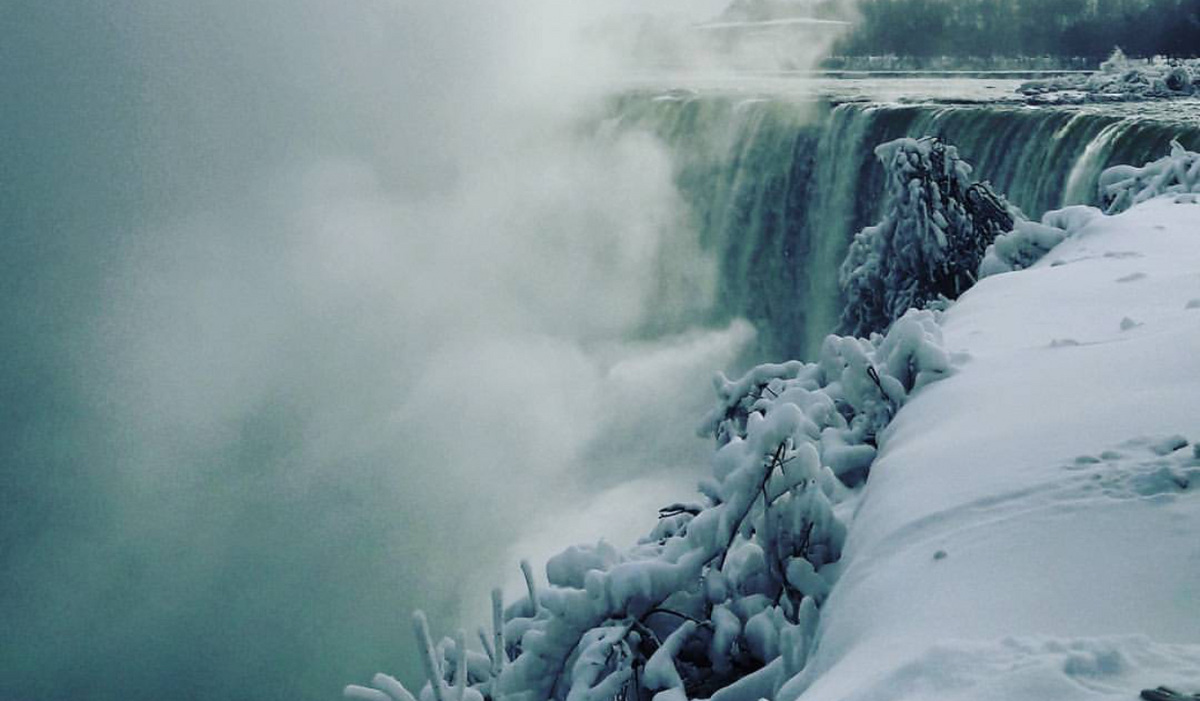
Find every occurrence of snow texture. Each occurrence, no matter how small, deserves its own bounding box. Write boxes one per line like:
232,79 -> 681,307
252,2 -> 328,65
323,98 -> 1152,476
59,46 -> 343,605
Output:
1099,141 -> 1200,214
978,205 -> 1102,277
1019,49 -> 1200,104
794,194 -> 1200,701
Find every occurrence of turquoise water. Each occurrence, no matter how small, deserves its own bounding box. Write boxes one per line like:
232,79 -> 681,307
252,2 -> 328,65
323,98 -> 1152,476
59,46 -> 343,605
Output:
608,89 -> 1200,357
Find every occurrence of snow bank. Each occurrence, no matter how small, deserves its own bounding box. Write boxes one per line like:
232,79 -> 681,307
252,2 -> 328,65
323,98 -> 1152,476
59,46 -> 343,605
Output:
980,140 -> 1199,276
794,195 -> 1200,701
978,205 -> 1103,277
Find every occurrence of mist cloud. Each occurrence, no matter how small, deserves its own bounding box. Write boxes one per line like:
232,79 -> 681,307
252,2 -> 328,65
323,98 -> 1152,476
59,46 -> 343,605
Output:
1,1 -> 754,700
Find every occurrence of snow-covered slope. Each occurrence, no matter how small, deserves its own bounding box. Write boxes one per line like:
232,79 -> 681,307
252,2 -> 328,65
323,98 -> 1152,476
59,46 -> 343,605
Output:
793,196 -> 1200,701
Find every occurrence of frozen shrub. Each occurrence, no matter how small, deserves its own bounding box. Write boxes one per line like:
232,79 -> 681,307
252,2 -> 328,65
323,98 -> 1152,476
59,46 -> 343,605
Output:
1099,141 -> 1200,214
345,310 -> 953,701
839,137 -> 1016,336
978,206 -> 1102,277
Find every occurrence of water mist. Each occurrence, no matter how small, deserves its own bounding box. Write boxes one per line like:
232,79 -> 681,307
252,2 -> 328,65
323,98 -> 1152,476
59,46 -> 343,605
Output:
0,2 -> 751,700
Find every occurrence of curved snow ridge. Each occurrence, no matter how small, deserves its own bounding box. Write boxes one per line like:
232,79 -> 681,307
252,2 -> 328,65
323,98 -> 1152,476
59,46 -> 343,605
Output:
794,197 -> 1200,701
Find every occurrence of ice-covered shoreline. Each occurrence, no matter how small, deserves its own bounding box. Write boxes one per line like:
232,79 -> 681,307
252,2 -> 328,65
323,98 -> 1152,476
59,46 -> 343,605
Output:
1020,53 -> 1200,105
793,195 -> 1200,700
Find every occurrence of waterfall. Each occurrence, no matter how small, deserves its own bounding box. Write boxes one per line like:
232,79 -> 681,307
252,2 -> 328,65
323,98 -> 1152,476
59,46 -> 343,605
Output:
608,93 -> 1200,360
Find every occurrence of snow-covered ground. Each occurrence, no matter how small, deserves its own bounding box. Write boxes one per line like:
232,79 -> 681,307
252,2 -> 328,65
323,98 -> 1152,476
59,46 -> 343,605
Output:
793,196 -> 1200,700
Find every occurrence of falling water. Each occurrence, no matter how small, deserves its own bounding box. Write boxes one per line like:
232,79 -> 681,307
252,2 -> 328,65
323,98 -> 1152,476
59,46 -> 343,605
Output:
608,93 -> 1200,357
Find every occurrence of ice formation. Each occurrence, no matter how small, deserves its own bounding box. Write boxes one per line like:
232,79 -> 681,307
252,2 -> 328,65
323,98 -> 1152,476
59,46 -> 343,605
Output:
977,206 -> 1102,277
838,137 -> 1016,336
344,310 -> 952,701
344,143 -> 1200,701
1099,141 -> 1200,214
1019,50 -> 1200,104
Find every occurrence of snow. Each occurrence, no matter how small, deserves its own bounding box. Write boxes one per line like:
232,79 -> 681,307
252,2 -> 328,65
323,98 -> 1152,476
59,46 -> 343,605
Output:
347,305 -> 955,701
839,137 -> 1019,336
345,147 -> 1200,701
978,206 -> 1103,277
1019,51 -> 1200,104
1099,141 -> 1200,214
790,196 -> 1200,701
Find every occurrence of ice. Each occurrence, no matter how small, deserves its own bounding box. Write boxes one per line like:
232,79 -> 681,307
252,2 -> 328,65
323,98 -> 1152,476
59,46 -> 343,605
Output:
644,621 -> 697,692
345,686 -> 392,701
840,137 -> 1017,336
797,195 -> 1200,701
371,675 -> 418,701
1101,141 -> 1200,214
345,146 -> 1200,701
546,543 -> 622,589
1149,435 -> 1189,456
1020,50 -> 1200,103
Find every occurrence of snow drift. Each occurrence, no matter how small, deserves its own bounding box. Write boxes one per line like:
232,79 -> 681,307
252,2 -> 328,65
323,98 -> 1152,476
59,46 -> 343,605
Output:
799,189 -> 1200,701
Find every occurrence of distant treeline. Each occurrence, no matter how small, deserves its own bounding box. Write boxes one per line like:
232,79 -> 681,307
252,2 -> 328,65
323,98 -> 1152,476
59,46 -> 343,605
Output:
826,0 -> 1200,59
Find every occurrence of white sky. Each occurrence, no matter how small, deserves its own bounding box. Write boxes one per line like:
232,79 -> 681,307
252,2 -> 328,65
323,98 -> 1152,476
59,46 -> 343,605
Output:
605,0 -> 731,20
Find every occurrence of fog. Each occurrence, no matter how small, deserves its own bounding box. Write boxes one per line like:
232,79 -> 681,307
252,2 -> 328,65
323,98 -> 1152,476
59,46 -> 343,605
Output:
1,1 -> 751,700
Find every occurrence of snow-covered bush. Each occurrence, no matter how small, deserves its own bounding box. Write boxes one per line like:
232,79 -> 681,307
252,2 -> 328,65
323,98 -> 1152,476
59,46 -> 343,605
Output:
839,137 -> 1017,337
978,205 -> 1102,277
1099,141 -> 1200,214
344,310 -> 952,701
972,142 -> 1200,278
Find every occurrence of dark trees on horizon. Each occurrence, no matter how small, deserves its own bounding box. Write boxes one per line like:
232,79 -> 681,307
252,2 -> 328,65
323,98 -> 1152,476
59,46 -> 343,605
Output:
832,0 -> 1200,59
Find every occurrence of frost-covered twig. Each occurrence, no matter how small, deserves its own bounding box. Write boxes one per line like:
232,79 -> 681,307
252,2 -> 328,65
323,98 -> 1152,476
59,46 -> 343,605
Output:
491,588 -> 505,676
519,560 -> 540,616
454,630 -> 468,700
413,611 -> 449,701
1100,140 -> 1200,214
